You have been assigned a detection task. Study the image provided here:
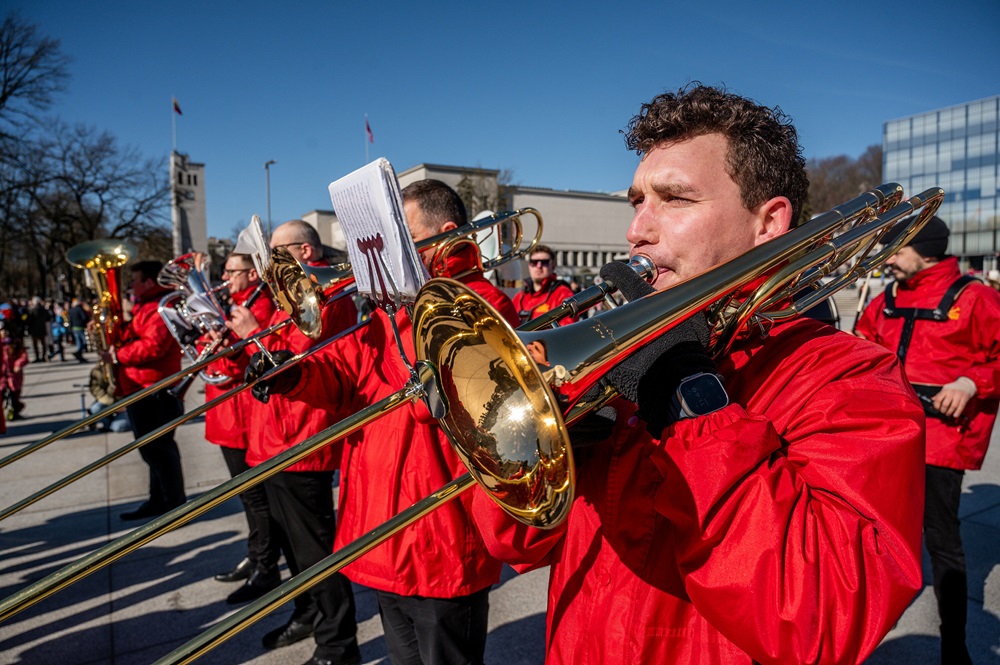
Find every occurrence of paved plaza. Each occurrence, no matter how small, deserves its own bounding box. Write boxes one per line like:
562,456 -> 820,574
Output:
1,308 -> 999,664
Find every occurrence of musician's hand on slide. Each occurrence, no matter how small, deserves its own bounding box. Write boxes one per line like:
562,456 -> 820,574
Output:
207,328 -> 230,346
932,377 -> 976,419
245,350 -> 299,404
227,305 -> 258,339
596,261 -> 718,438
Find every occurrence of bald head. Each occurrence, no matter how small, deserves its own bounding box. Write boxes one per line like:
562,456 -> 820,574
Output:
271,219 -> 323,263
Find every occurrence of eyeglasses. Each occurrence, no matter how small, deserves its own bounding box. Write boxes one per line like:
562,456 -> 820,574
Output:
222,268 -> 250,277
528,258 -> 552,267
272,242 -> 306,251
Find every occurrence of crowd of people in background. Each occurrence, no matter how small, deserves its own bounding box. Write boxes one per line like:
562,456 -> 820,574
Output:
0,296 -> 96,427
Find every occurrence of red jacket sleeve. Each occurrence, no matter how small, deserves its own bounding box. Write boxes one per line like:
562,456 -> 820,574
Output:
116,309 -> 175,368
472,487 -> 567,573
284,324 -> 363,416
853,292 -> 884,342
652,355 -> 925,663
956,285 -> 1000,398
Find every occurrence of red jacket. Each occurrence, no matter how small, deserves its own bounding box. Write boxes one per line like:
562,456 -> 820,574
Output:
244,265 -> 358,472
287,249 -> 518,597
204,283 -> 276,449
474,318 -> 925,664
513,274 -> 576,325
116,286 -> 181,395
0,339 -> 28,392
856,257 -> 1000,470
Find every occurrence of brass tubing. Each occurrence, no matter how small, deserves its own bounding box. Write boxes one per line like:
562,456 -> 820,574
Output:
0,319 -> 292,470
156,473 -> 477,665
0,318 -> 360,522
0,358 -> 427,622
153,397 -> 599,665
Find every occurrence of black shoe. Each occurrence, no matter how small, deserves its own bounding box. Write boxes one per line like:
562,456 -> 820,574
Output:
301,656 -> 360,665
225,569 -> 280,604
215,557 -> 253,583
120,501 -> 166,521
262,620 -> 314,649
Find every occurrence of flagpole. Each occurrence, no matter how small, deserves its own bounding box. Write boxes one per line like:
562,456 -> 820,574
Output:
172,95 -> 177,152
364,114 -> 369,164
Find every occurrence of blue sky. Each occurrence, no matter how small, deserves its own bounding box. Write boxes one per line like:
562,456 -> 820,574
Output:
9,0 -> 1000,240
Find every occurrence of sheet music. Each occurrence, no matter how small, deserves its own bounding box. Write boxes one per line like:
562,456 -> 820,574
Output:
234,215 -> 271,280
328,158 -> 427,306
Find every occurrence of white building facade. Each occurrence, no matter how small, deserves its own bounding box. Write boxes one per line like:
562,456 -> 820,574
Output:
302,162 -> 632,287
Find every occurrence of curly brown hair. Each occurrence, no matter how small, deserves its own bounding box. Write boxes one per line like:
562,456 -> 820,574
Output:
624,84 -> 809,226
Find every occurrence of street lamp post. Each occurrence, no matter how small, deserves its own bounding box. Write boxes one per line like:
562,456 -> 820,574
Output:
264,160 -> 277,236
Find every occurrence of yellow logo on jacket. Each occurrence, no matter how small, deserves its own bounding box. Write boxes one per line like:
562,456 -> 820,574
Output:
948,305 -> 961,320
536,304 -> 550,314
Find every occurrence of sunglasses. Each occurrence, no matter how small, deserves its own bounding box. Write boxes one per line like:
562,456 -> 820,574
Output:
529,258 -> 552,267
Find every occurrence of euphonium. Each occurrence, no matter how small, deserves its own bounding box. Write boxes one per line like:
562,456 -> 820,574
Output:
157,252 -> 232,388
66,239 -> 135,405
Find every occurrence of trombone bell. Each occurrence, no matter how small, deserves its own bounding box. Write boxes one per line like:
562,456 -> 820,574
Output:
413,279 -> 573,528
269,247 -> 353,339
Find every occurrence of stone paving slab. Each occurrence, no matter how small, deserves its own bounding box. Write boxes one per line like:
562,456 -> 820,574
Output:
1,346 -> 999,664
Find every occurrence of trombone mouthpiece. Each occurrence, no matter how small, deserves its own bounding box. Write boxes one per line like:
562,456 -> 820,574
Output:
600,257 -> 655,301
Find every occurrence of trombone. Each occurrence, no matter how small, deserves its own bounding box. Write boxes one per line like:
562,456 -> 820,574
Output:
158,183 -> 942,664
0,208 -> 541,469
0,184 -> 935,635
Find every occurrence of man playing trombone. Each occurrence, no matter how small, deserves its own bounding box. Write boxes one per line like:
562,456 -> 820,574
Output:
472,85 -> 926,664
202,252 -> 282,604
228,221 -> 361,665
252,180 -> 519,665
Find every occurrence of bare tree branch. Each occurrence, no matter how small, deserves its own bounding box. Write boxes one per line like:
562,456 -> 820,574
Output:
0,11 -> 71,139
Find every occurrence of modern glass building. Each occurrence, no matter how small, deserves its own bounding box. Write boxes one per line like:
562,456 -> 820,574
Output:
883,95 -> 1000,270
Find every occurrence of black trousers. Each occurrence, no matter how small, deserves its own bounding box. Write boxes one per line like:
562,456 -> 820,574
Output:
264,470 -> 359,663
220,446 -> 283,575
126,389 -> 185,509
376,587 -> 490,665
924,464 -> 972,664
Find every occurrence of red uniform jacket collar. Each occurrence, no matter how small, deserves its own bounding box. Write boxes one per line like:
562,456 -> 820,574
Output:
526,273 -> 560,294
439,244 -> 482,280
897,256 -> 961,292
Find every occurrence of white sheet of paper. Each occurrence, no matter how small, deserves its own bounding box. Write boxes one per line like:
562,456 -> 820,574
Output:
234,215 -> 271,281
328,158 -> 427,305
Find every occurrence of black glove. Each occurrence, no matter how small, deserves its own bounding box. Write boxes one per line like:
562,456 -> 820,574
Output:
598,261 -> 717,438
244,350 -> 299,404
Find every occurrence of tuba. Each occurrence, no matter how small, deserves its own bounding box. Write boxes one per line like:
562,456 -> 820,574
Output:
66,239 -> 135,405
157,253 -> 232,388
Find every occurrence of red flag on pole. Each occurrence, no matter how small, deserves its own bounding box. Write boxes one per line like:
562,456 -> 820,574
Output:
173,97 -> 182,115
365,116 -> 374,143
